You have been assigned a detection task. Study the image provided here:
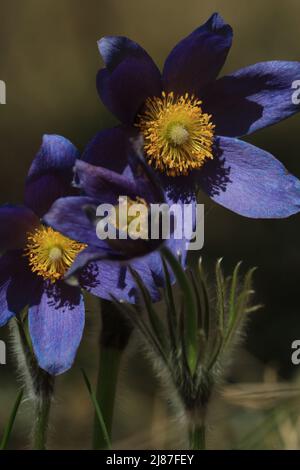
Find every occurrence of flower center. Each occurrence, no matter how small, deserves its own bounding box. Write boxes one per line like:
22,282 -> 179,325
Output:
136,91 -> 215,176
25,226 -> 86,283
168,123 -> 189,145
112,196 -> 149,239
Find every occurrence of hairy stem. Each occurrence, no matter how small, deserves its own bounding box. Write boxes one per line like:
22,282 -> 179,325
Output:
10,317 -> 54,450
32,386 -> 52,450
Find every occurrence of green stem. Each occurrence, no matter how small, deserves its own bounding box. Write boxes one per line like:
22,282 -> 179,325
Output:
189,422 -> 206,450
10,318 -> 54,450
33,390 -> 52,450
93,346 -> 121,449
93,299 -> 132,450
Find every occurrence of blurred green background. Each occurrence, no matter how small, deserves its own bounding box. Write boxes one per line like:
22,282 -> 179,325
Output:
1,0 -> 300,449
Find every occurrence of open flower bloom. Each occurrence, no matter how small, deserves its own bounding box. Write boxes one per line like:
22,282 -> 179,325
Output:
0,135 -> 85,375
0,136 -> 173,375
94,12 -> 300,218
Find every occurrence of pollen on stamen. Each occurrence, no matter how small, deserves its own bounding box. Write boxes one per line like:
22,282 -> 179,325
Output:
110,196 -> 149,239
168,124 -> 189,146
24,226 -> 86,283
49,247 -> 63,262
136,91 -> 215,177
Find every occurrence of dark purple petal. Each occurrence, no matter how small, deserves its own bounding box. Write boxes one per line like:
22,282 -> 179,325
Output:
28,282 -> 85,375
84,257 -> 161,303
144,192 -> 198,286
0,205 -> 40,251
140,250 -> 169,290
198,136 -> 300,218
44,196 -> 109,248
82,126 -> 134,174
127,136 -> 165,204
203,61 -> 300,137
81,134 -> 164,201
0,251 -> 40,325
0,254 -> 16,326
0,284 -> 14,326
6,254 -> 42,312
160,176 -> 198,267
97,36 -> 162,123
25,135 -> 80,217
26,135 -> 79,179
65,246 -> 116,280
163,13 -> 233,96
75,160 -> 139,203
65,232 -> 164,278
76,143 -> 164,205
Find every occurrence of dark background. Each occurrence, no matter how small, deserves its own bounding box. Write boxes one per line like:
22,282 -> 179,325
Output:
0,0 -> 300,449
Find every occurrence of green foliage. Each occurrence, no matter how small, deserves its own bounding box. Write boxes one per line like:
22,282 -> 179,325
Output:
81,368 -> 112,450
0,390 -> 23,450
113,250 -> 261,421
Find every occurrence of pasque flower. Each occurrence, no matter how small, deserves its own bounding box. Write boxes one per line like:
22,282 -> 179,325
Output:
93,12 -> 300,218
0,135 -> 85,375
0,135 -> 168,375
44,136 -> 195,293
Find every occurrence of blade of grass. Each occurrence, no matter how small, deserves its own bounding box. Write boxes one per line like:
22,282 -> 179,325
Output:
0,389 -> 23,450
197,259 -> 210,339
207,328 -> 223,371
161,247 -> 198,374
81,369 -> 111,450
224,266 -> 256,349
161,257 -> 178,354
111,297 -> 169,366
215,258 -> 226,331
189,269 -> 207,368
224,261 -> 242,343
129,267 -> 167,351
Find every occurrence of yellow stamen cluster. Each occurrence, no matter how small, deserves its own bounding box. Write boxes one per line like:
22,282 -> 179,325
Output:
136,91 -> 215,176
111,196 -> 149,239
25,226 -> 86,283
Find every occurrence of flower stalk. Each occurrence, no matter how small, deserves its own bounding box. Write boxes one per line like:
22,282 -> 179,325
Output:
32,377 -> 53,450
10,315 -> 54,450
93,299 -> 132,449
189,422 -> 206,451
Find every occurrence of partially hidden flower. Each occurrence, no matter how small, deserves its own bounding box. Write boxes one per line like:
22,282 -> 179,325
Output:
44,136 -> 195,293
93,12 -> 300,218
0,135 -> 169,375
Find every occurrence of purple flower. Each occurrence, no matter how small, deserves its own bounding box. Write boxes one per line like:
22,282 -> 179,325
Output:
94,12 -> 300,218
0,136 -> 166,375
44,136 -> 195,294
